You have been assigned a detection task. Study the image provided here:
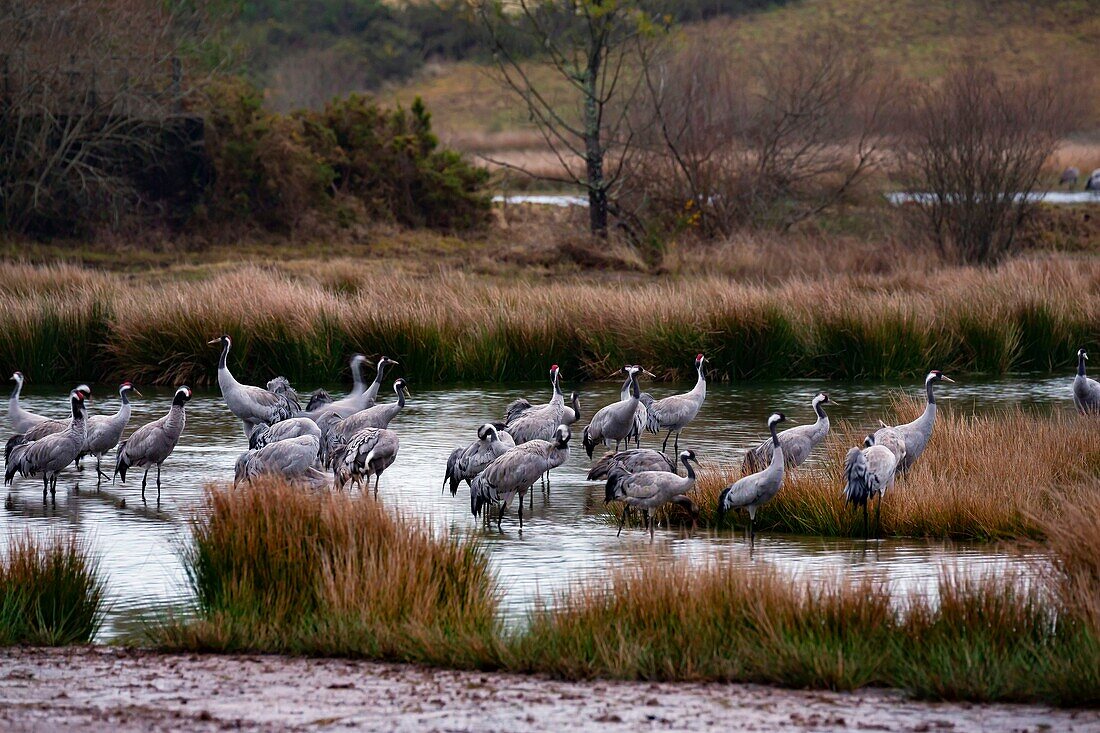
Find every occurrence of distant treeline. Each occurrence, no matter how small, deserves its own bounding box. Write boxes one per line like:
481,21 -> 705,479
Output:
232,0 -> 795,108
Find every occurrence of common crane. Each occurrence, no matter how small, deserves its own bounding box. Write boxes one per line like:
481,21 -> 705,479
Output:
114,386 -> 192,504
504,365 -> 567,444
582,366 -> 642,457
587,448 -> 675,481
844,434 -> 900,538
321,379 -> 409,458
332,427 -> 400,496
8,371 -> 49,433
873,370 -> 953,472
208,335 -> 300,437
605,449 -> 700,538
1073,348 -> 1100,415
4,390 -> 88,502
79,382 -> 140,483
234,435 -> 326,488
645,354 -> 707,453
718,413 -> 788,544
248,416 -> 323,452
742,392 -> 832,474
5,384 -> 92,462
443,423 -> 514,497
471,425 -> 570,529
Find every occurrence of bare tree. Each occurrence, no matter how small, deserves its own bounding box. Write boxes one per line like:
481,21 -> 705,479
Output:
477,0 -> 668,237
621,31 -> 888,237
899,64 -> 1075,265
0,0 -> 215,235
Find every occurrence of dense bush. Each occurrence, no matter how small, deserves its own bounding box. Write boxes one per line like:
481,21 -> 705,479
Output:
201,79 -> 490,232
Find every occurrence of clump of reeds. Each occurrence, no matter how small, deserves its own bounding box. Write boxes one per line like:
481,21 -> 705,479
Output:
153,478 -> 502,666
619,400 -> 1100,540
509,562 -> 1100,705
1041,483 -> 1100,634
0,255 -> 1098,384
0,532 -> 106,645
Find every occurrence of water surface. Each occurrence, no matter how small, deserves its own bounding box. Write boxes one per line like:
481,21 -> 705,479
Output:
1,374 -> 1070,639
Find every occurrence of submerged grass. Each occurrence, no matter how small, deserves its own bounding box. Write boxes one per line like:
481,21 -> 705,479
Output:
0,532 -> 106,645
1,256 -> 1100,384
639,402 -> 1100,540
151,479 -> 502,667
156,478 -> 1100,705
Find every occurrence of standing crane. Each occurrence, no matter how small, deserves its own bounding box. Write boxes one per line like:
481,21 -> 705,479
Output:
844,434 -> 900,538
471,425 -> 570,529
331,427 -> 400,496
443,423 -> 515,497
234,435 -> 326,488
8,371 -> 49,433
321,379 -> 409,459
873,371 -> 953,472
5,390 -> 88,502
1073,348 -> 1100,415
114,386 -> 192,504
742,392 -> 833,474
582,366 -> 642,457
208,335 -> 300,437
79,382 -> 141,483
718,413 -> 788,544
605,449 -> 700,538
645,354 -> 707,453
5,385 -> 92,462
504,365 -> 567,444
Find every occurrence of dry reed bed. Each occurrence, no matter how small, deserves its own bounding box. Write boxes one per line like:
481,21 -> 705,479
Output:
155,480 -> 1100,705
0,532 -> 105,645
0,257 -> 1098,384
671,401 -> 1100,540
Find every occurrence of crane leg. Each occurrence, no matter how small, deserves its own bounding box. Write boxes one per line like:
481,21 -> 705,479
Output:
674,431 -> 681,454
141,468 -> 149,503
617,506 -> 628,537
518,496 -> 524,529
156,464 -> 162,505
662,430 -> 671,453
374,473 -> 380,498
874,494 -> 883,539
749,515 -> 755,546
42,475 -> 48,503
96,456 -> 109,486
862,501 -> 869,539
497,503 -> 505,530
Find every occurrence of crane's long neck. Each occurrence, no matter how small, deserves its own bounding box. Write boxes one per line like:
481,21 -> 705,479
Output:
9,379 -> 22,415
570,393 -> 581,421
217,340 -> 242,392
551,372 -> 563,403
113,390 -> 132,423
681,455 -> 696,481
768,422 -> 785,472
812,401 -> 830,437
619,374 -> 631,400
1080,352 -> 1087,377
395,388 -> 405,409
629,372 -> 640,401
690,362 -> 706,400
351,360 -> 367,395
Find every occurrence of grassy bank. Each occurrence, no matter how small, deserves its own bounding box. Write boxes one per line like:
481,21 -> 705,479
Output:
608,401 -> 1100,540
152,480 -> 502,667
0,533 -> 105,645
2,255 -> 1099,385
153,481 -> 1100,705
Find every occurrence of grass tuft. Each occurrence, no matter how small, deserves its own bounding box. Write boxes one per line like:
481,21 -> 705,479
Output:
0,532 -> 106,645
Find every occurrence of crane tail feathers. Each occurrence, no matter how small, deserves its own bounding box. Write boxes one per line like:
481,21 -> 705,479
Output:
587,452 -> 615,481
5,433 -> 27,463
843,447 -> 873,508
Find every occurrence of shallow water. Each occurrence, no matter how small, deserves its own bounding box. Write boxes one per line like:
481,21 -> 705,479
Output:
0,373 -> 1073,640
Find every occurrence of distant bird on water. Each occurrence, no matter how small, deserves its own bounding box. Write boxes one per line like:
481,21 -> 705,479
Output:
332,427 -> 400,496
718,412 -> 788,544
1073,348 -> 1100,415
1060,167 -> 1079,189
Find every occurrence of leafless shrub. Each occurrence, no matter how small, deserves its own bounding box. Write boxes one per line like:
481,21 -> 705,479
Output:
0,0 -> 214,235
897,64 -> 1077,265
620,30 -> 889,237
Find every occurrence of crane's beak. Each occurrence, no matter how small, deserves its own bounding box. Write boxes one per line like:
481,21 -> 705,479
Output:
207,338 -> 221,345
132,388 -> 144,398
941,376 -> 956,384
828,397 -> 841,405
643,369 -> 657,378
403,386 -> 411,398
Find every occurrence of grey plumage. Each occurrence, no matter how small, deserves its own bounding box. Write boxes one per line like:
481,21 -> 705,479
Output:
5,390 -> 88,502
332,427 -> 400,495
582,366 -> 642,458
743,392 -> 832,474
471,425 -> 570,529
619,367 -> 651,448
79,382 -> 140,482
443,423 -> 514,497
208,335 -> 299,437
234,435 -> 326,488
605,449 -> 699,537
305,389 -> 333,412
505,365 -> 566,444
587,448 -> 675,481
562,392 -> 582,426
7,371 -> 48,433
645,354 -> 707,453
1087,169 -> 1100,192
322,379 -> 409,457
312,355 -> 399,421
873,370 -> 953,472
1060,166 -> 1079,188
718,412 -> 787,543
5,384 -> 92,463
248,416 -> 323,451
1073,348 -> 1100,415
844,439 -> 899,538
114,386 -> 192,504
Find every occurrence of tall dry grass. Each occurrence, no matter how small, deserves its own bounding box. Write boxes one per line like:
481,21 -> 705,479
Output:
0,532 -> 106,645
0,255 -> 1098,384
1042,485 -> 1100,633
652,400 -> 1100,540
152,479 -> 501,665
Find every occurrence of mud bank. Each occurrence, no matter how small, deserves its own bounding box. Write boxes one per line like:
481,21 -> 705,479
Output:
1,647 -> 1097,732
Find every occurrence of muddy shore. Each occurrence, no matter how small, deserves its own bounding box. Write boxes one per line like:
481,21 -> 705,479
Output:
1,647 -> 1097,732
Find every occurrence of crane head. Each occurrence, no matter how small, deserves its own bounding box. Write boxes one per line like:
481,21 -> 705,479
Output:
394,378 -> 410,398
478,423 -> 496,441
1079,348 -> 1088,361
927,370 -> 955,384
679,449 -> 699,465
767,412 -> 786,427
120,381 -> 143,398
695,353 -> 705,367
173,386 -> 193,406
10,371 -> 23,383
207,334 -> 230,347
554,424 -> 570,447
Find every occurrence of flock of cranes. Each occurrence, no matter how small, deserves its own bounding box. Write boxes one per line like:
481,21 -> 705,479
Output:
5,342 -> 1100,541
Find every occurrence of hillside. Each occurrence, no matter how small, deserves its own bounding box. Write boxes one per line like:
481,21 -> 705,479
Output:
383,0 -> 1100,161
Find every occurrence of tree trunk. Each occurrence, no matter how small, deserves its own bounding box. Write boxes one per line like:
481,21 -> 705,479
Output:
584,32 -> 607,238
